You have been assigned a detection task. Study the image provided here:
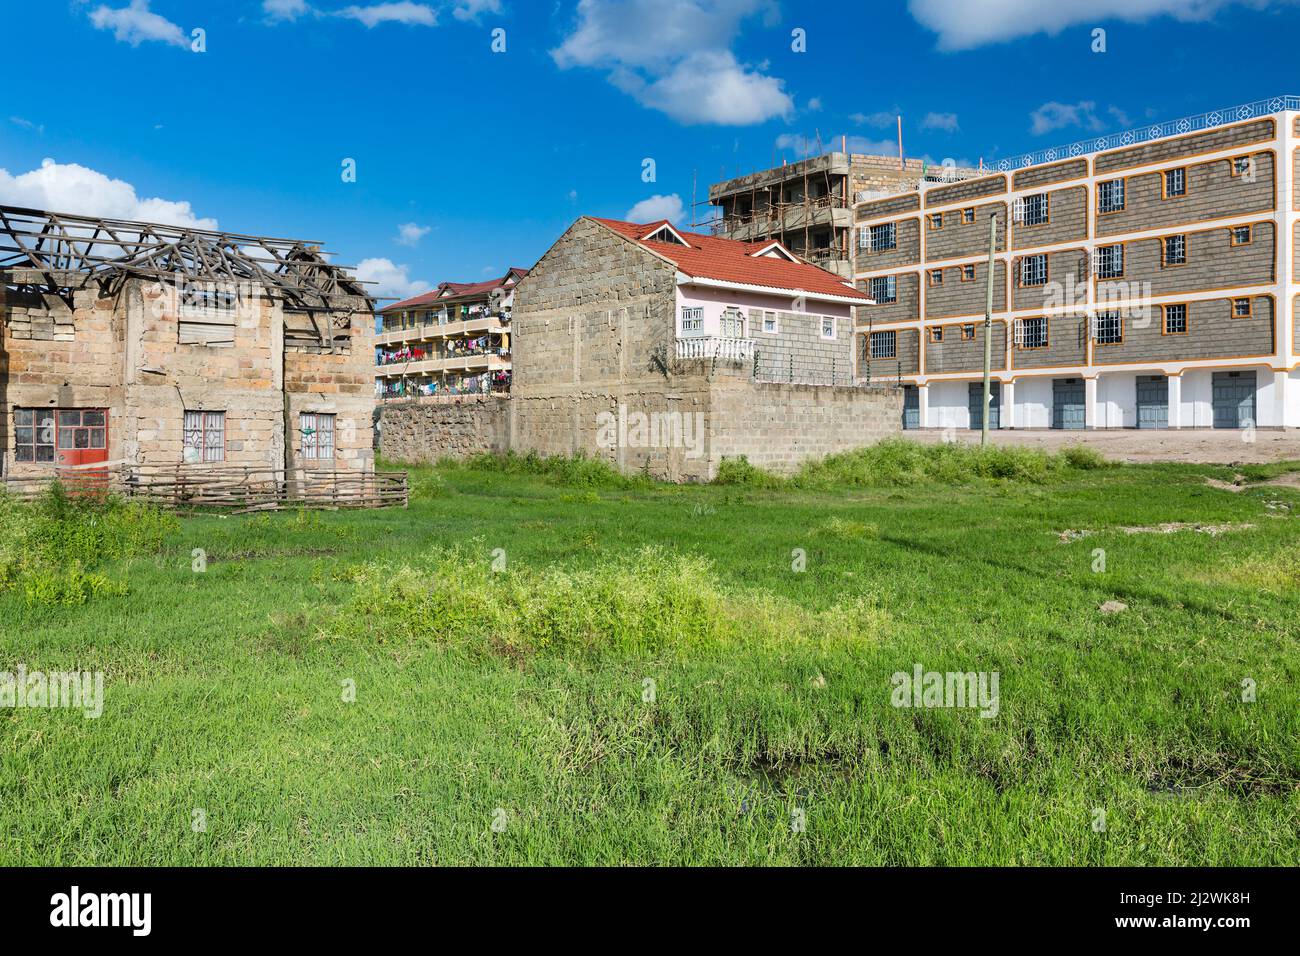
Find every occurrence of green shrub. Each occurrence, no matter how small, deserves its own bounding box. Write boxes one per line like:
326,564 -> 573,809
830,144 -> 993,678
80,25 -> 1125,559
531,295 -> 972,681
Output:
335,545 -> 889,657
1061,444 -> 1109,470
712,455 -> 786,488
461,451 -> 647,489
0,487 -> 176,603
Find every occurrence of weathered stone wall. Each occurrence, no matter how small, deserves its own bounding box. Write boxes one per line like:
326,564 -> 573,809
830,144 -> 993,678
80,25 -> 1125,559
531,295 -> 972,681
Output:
379,396 -> 508,463
1,273 -> 374,477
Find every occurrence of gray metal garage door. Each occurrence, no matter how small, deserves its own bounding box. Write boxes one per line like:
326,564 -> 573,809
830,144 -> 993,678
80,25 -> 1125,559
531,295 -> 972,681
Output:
902,385 -> 919,430
1136,375 -> 1168,429
1052,378 -> 1085,430
1212,371 -> 1256,429
967,381 -> 1000,430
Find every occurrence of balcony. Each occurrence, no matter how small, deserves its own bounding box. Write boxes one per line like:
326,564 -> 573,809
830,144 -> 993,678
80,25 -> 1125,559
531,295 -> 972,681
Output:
375,349 -> 510,377
376,312 -> 509,347
676,336 -> 754,362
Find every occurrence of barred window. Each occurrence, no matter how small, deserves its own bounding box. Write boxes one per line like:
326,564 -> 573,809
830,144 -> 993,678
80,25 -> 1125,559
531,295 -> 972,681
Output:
1163,168 -> 1186,198
962,207 -> 975,224
1021,193 -> 1049,225
183,410 -> 225,463
867,223 -> 896,252
1163,304 -> 1187,335
928,213 -> 944,230
1232,297 -> 1253,318
1092,312 -> 1122,345
1020,254 -> 1047,286
1014,317 -> 1048,350
1094,244 -> 1124,278
869,275 -> 897,303
869,330 -> 896,359
1163,234 -> 1187,266
1231,225 -> 1252,246
680,307 -> 703,333
1098,179 -> 1125,213
300,412 -> 336,460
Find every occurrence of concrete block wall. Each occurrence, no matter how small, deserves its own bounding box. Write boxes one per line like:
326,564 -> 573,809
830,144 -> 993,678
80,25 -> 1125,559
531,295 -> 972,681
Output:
379,396 -> 508,463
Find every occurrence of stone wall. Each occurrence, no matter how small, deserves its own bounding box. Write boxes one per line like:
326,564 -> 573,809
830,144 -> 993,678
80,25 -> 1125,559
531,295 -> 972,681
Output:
1,273 -> 374,477
379,396 -> 508,463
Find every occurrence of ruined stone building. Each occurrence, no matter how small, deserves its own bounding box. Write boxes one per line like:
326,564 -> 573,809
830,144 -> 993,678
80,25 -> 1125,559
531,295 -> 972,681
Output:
0,206 -> 376,480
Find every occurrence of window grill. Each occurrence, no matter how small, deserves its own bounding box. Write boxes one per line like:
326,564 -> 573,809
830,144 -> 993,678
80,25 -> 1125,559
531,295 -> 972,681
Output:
1098,179 -> 1125,213
1091,312 -> 1123,345
1092,245 -> 1124,278
1020,254 -> 1047,286
869,275 -> 897,303
1014,317 -> 1048,349
869,330 -> 896,359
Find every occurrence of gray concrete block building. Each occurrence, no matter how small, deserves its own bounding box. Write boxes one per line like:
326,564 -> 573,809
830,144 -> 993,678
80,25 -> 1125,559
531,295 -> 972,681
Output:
852,96 -> 1300,430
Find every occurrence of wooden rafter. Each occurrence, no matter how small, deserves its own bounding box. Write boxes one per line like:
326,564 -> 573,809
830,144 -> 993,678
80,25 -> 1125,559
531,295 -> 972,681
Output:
0,204 -> 374,314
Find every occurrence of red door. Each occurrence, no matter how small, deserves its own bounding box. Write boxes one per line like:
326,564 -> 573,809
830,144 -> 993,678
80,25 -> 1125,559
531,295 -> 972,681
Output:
55,409 -> 110,494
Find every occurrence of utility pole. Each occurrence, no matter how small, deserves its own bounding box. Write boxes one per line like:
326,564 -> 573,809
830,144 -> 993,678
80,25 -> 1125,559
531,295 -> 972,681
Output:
981,212 -> 998,446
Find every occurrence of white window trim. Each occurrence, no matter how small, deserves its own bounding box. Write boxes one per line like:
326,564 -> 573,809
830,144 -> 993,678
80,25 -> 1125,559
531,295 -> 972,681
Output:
760,310 -> 779,334
820,316 -> 837,340
679,306 -> 704,335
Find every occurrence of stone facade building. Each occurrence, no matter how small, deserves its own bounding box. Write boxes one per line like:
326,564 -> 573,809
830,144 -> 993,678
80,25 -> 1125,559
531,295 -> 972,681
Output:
498,216 -> 900,479
0,207 -> 375,479
852,96 -> 1300,430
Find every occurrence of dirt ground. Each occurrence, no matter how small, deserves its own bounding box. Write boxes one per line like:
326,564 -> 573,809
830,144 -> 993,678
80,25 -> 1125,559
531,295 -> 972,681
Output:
907,428 -> 1300,464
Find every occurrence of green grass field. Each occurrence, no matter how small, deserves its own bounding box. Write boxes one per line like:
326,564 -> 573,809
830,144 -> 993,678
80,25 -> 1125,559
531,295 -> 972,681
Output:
1,442 -> 1297,865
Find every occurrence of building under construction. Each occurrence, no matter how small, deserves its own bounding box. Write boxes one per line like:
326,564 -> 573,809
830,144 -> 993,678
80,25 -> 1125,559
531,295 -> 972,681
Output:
0,205 -> 377,485
708,148 -> 981,278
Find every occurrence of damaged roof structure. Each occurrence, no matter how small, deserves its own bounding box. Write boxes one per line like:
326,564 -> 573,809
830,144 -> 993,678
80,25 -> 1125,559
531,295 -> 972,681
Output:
0,204 -> 378,487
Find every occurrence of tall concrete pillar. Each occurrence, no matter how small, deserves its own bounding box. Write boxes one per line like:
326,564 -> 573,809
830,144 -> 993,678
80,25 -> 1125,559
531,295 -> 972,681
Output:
1003,380 -> 1016,429
1084,376 -> 1099,429
1167,374 -> 1182,429
918,383 -> 930,429
1273,369 -> 1288,429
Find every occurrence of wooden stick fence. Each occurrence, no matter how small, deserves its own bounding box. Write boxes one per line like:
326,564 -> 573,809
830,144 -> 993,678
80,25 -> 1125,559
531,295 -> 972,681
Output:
1,464 -> 408,511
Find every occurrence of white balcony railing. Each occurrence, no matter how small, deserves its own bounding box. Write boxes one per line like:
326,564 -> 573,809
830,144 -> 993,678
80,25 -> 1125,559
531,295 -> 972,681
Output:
676,336 -> 754,362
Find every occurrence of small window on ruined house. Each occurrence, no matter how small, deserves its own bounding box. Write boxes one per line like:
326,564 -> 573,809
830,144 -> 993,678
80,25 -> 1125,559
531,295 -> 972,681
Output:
13,409 -> 56,463
300,413 -> 336,461
183,410 -> 225,463
178,284 -> 238,347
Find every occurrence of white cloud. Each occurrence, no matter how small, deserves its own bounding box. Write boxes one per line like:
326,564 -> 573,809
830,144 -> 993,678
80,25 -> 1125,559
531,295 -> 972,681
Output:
807,96 -> 823,111
1029,100 -> 1105,135
452,0 -> 502,20
920,111 -> 959,133
0,158 -> 217,229
355,257 -> 432,300
622,50 -> 793,126
263,0 -> 311,21
624,194 -> 685,224
906,0 -> 1277,50
338,2 -> 438,27
88,0 -> 188,48
776,134 -> 898,159
9,116 -> 45,135
850,110 -> 898,128
395,222 -> 431,246
552,0 -> 791,125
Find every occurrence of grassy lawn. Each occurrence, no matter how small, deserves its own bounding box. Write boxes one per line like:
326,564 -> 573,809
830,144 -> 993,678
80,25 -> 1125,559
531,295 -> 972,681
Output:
1,444 -> 1297,865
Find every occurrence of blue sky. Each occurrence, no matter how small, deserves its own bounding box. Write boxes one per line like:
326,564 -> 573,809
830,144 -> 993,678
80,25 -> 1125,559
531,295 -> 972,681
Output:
2,0 -> 1299,303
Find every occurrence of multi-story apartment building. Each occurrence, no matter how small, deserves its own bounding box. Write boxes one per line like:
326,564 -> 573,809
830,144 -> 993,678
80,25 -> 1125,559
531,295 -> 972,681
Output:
375,267 -> 526,400
709,152 -> 976,279
853,96 -> 1300,430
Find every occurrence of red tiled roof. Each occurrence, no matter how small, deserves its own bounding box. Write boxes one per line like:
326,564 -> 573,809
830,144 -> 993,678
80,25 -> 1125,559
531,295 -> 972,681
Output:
382,266 -> 531,313
590,218 -> 868,300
